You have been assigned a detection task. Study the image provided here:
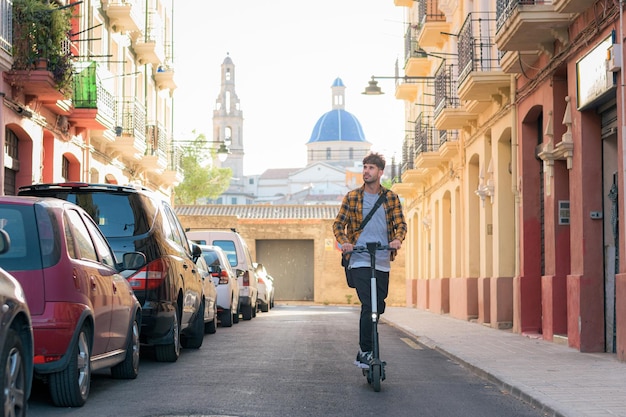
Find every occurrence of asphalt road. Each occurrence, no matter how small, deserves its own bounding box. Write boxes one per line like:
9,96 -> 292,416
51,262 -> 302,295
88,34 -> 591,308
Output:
28,304 -> 547,417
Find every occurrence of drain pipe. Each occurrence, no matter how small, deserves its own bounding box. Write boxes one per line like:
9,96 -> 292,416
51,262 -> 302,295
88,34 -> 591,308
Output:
616,0 -> 626,260
511,75 -> 520,280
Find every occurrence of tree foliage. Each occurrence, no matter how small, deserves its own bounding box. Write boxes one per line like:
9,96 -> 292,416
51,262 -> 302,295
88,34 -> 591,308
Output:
174,131 -> 231,205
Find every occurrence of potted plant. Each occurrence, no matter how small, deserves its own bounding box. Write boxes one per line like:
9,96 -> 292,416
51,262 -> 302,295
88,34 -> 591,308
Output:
11,0 -> 75,95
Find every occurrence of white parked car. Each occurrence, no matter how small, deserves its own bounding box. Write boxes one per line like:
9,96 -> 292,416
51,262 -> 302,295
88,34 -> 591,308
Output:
254,262 -> 275,313
198,244 -> 240,327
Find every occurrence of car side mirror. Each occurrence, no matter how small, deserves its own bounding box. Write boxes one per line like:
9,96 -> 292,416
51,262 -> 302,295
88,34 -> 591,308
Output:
190,242 -> 202,262
122,252 -> 146,270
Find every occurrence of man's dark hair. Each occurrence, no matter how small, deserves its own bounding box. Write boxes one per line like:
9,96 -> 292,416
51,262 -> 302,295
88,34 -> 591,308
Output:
363,152 -> 385,170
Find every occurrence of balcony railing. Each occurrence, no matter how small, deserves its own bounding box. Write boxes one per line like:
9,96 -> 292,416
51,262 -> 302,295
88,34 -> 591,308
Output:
496,0 -> 552,33
434,61 -> 459,118
458,12 -> 500,86
418,0 -> 446,25
134,9 -> 165,65
73,63 -> 114,113
404,25 -> 424,63
145,122 -> 168,157
117,98 -> 146,142
0,0 -> 11,54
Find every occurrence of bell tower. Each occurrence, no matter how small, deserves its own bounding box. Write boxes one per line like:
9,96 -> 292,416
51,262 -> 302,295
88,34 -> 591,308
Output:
212,54 -> 249,204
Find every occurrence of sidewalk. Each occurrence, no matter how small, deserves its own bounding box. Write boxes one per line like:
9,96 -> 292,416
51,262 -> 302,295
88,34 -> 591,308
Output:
381,307 -> 626,417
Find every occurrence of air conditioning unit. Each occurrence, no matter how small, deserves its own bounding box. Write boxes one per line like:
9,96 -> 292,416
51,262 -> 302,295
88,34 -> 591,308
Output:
607,44 -> 621,72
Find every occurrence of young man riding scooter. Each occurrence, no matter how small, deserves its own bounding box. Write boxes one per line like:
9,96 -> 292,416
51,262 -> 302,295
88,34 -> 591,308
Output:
333,152 -> 407,368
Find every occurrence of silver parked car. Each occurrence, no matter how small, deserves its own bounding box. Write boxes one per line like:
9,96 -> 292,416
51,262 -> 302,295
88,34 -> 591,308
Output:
198,244 -> 240,327
193,246 -> 218,334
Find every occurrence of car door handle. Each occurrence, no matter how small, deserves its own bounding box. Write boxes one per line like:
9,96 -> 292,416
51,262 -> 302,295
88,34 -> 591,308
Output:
112,282 -> 118,293
90,276 -> 97,290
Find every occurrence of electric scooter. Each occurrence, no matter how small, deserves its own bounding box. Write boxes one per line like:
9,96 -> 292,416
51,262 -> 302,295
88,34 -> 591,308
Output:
349,241 -> 392,392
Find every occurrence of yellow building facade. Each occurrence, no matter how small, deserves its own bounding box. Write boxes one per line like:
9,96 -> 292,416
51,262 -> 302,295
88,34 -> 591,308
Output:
392,0 -> 517,328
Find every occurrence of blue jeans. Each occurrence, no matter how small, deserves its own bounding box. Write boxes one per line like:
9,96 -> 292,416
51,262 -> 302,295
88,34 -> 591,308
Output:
352,267 -> 390,352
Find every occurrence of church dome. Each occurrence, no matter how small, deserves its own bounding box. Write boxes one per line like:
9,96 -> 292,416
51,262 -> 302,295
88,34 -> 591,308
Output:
307,78 -> 367,144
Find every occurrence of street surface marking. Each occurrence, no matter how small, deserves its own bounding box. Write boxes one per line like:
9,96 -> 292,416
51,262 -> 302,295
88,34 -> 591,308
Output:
401,337 -> 423,350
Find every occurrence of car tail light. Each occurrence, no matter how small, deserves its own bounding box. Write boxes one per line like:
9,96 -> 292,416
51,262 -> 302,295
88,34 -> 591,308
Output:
219,270 -> 229,285
127,258 -> 167,290
34,354 -> 62,364
242,270 -> 250,286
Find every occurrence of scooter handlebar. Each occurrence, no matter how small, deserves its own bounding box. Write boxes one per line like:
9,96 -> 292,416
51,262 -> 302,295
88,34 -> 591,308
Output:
346,242 -> 393,254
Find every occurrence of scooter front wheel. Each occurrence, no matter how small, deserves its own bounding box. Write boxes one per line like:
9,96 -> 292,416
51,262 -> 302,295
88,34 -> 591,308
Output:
371,364 -> 381,392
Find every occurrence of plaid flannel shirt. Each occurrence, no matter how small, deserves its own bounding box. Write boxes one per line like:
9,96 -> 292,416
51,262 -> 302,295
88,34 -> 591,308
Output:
333,185 -> 407,257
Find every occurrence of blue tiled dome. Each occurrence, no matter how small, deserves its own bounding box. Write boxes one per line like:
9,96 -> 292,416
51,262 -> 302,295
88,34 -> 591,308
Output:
307,77 -> 367,144
307,109 -> 366,143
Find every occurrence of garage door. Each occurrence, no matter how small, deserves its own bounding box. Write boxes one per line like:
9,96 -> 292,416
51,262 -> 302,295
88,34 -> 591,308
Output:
255,239 -> 314,301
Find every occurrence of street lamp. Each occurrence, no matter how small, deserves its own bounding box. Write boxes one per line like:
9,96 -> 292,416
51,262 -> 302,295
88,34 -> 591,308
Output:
173,139 -> 230,162
361,75 -> 434,95
215,141 -> 230,162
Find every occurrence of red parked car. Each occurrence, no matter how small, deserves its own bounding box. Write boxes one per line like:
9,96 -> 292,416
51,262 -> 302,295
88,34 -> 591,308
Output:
0,196 -> 145,408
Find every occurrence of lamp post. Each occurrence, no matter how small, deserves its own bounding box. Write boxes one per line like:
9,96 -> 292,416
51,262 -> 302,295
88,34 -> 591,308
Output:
361,75 -> 434,95
173,139 -> 230,162
361,74 -> 435,183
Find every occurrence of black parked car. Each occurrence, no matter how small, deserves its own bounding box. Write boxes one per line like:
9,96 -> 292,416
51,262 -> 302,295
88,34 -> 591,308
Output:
19,183 -> 206,362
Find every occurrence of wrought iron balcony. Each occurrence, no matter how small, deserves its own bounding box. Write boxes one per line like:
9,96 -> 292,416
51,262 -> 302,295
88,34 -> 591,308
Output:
154,42 -> 176,92
69,62 -> 116,131
415,0 -> 449,48
161,144 -> 184,186
457,12 -> 511,102
141,122 -> 168,172
108,98 -> 146,161
433,60 -> 476,130
403,24 -> 433,77
133,10 -> 165,65
495,0 -> 571,55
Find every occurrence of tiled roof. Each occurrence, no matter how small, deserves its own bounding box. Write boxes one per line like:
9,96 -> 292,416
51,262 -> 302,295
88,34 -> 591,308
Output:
259,168 -> 300,180
175,204 -> 341,219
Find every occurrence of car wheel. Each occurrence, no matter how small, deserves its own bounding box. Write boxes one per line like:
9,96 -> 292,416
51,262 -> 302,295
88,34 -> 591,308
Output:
1,328 -> 27,417
155,308 -> 180,363
205,304 -> 217,334
111,316 -> 140,379
49,326 -> 91,407
182,300 -> 204,349
270,296 -> 275,309
220,308 -> 233,327
232,305 -> 240,324
242,303 -> 253,320
260,301 -> 269,313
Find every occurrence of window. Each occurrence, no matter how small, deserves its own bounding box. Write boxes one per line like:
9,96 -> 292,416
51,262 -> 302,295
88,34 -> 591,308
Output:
61,156 -> 70,181
83,214 -> 116,267
66,209 -> 98,262
213,240 -> 237,267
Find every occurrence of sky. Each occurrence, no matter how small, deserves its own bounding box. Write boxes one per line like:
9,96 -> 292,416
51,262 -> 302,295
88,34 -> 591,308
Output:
173,1 -> 406,176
